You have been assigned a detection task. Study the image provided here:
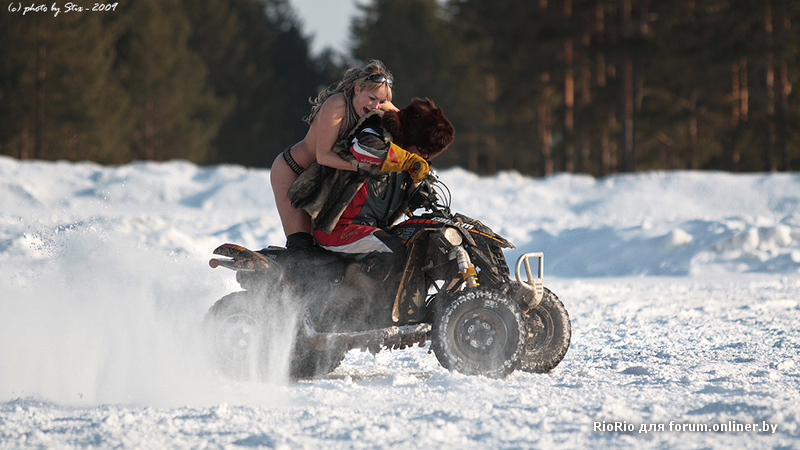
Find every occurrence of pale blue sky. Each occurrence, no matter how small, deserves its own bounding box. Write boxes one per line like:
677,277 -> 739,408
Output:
290,0 -> 359,54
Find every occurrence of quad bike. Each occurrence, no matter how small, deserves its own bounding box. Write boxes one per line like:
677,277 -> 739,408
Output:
204,172 -> 571,380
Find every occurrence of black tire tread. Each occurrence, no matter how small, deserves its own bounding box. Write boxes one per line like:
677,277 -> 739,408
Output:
518,287 -> 571,373
431,288 -> 526,378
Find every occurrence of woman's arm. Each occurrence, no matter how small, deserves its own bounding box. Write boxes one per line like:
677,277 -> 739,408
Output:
313,94 -> 358,171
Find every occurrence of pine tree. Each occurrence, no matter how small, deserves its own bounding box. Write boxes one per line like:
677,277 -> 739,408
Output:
0,9 -> 132,162
189,0 -> 322,167
115,0 -> 222,162
0,11 -> 35,158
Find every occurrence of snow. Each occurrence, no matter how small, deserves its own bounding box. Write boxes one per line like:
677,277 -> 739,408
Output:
1,155 -> 799,448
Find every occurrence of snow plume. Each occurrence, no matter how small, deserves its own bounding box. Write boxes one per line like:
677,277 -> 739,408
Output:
0,224 -> 295,407
203,282 -> 302,384
253,294 -> 300,383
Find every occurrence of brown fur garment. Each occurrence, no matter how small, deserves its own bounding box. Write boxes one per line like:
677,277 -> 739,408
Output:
287,112 -> 387,233
384,98 -> 454,158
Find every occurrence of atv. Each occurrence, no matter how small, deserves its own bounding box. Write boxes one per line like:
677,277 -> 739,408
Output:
204,172 -> 571,380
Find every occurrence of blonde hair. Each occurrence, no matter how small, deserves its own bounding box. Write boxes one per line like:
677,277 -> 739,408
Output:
304,60 -> 394,139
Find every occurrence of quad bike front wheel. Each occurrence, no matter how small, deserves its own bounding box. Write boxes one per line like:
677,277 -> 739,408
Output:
517,287 -> 571,373
432,288 -> 526,378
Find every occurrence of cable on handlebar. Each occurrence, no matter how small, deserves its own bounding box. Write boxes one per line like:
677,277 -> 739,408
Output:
434,180 -> 451,210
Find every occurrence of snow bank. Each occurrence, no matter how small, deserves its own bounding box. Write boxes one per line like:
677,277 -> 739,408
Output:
437,167 -> 800,277
2,157 -> 798,278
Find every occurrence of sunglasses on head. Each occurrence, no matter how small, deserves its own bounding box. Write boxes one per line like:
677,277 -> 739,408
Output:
367,74 -> 393,88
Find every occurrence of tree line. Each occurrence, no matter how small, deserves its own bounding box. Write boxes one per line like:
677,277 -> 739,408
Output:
1,0 -> 798,176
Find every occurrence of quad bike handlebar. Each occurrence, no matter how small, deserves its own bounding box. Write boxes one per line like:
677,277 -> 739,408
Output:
408,171 -> 451,213
413,173 -> 545,308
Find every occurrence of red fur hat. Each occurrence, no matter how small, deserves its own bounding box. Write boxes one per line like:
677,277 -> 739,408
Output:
382,98 -> 455,159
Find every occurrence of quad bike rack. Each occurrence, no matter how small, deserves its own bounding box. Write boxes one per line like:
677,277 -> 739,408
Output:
514,252 -> 545,308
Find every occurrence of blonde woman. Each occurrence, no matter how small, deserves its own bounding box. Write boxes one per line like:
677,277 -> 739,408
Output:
271,60 -> 398,252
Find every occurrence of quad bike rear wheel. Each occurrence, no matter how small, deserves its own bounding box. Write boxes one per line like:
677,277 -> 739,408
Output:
203,291 -> 347,381
518,287 -> 571,373
432,288 -> 526,378
203,291 -> 267,380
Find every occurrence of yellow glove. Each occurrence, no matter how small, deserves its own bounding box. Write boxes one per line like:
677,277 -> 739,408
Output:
380,143 -> 430,182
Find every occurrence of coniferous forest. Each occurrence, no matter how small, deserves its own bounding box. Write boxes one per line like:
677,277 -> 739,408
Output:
2,0 -> 798,176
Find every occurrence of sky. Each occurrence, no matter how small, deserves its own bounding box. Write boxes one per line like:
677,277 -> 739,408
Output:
290,0 -> 360,55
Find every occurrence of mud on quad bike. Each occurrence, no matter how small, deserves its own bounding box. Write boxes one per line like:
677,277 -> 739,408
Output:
204,172 -> 571,380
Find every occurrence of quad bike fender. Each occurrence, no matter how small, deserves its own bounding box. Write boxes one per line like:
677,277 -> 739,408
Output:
209,243 -> 269,272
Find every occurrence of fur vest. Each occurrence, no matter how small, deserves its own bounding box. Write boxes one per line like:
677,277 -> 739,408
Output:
287,111 -> 393,233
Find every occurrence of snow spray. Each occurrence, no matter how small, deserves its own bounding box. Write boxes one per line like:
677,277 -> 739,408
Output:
0,226 -> 293,407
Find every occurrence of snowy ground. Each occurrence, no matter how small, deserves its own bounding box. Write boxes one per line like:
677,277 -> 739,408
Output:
1,156 -> 799,448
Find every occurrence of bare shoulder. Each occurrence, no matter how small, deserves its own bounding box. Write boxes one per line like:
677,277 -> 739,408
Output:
318,93 -> 347,117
